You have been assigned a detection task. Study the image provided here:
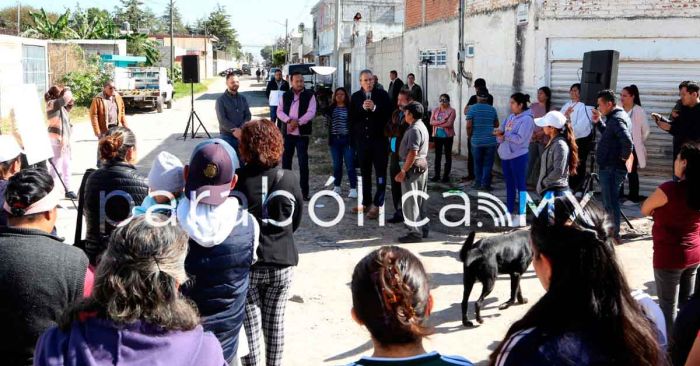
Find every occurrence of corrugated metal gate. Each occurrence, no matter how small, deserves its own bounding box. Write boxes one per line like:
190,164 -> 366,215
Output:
550,60 -> 700,195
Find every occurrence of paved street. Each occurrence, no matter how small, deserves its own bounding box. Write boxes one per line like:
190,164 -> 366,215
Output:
57,76 -> 658,365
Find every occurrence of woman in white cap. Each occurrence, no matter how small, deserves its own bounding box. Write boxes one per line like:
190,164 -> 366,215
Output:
535,111 -> 579,198
0,135 -> 24,226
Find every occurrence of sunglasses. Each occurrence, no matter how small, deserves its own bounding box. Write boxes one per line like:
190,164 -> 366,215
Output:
439,99 -> 449,103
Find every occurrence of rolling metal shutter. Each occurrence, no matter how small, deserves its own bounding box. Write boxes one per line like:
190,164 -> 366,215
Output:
550,60 -> 700,195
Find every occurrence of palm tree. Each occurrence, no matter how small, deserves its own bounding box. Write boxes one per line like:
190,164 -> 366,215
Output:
23,9 -> 77,39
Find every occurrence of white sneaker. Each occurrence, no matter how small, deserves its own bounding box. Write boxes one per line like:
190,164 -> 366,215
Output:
333,186 -> 342,195
348,188 -> 358,199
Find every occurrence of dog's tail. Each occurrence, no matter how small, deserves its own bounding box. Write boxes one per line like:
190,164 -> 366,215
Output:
459,231 -> 476,262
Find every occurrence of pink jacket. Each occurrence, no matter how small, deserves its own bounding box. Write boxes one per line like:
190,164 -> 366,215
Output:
627,105 -> 650,168
430,106 -> 456,137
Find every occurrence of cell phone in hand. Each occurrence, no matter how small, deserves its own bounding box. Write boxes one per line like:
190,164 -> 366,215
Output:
651,113 -> 669,123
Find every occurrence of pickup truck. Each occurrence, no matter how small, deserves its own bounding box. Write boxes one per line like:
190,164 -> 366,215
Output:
115,67 -> 174,113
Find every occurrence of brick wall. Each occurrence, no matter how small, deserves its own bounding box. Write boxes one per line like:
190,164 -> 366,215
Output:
542,0 -> 700,19
405,0 -> 459,30
405,0 -> 424,29
425,0 -> 459,23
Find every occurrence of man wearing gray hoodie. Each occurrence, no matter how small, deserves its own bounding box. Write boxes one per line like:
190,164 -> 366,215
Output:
177,139 -> 259,365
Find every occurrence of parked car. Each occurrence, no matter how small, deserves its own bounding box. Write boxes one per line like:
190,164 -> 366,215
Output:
282,63 -> 315,89
219,68 -> 243,77
267,67 -> 281,82
242,64 -> 251,75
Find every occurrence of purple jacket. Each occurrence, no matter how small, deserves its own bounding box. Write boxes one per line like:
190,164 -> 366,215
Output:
33,318 -> 226,366
497,109 -> 535,160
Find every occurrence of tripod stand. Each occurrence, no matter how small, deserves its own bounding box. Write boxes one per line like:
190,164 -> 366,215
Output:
181,82 -> 210,140
577,126 -> 634,230
48,159 -> 77,210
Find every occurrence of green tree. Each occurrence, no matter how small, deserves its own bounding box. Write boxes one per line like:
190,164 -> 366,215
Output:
272,50 -> 286,67
24,9 -> 77,39
260,45 -> 273,63
203,4 -> 242,58
160,2 -> 187,34
114,0 -> 160,34
0,5 -> 58,34
124,32 -> 161,66
70,6 -> 118,39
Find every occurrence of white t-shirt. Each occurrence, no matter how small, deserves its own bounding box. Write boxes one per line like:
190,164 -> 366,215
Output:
561,101 -> 593,139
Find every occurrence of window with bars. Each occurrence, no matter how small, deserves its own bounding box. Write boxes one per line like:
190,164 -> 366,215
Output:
418,49 -> 447,66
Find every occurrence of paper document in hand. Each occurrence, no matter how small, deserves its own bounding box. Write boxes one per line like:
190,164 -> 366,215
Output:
269,90 -> 283,106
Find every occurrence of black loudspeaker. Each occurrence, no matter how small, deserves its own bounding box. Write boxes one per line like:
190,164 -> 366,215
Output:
580,50 -> 619,106
181,55 -> 200,84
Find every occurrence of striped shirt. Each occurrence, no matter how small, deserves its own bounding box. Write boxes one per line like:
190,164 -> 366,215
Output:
467,103 -> 498,146
348,351 -> 473,366
331,106 -> 349,135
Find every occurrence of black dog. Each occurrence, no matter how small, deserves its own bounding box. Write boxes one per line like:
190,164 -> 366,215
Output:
459,230 -> 532,327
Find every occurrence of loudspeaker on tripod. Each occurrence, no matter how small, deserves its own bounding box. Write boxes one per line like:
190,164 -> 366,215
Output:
181,55 -> 200,84
580,50 -> 619,106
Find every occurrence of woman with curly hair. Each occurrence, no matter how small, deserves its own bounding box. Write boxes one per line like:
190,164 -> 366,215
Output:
348,245 -> 473,365
235,119 -> 303,366
33,215 -> 226,365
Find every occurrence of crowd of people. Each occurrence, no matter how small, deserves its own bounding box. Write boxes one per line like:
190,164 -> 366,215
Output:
1,67 -> 700,365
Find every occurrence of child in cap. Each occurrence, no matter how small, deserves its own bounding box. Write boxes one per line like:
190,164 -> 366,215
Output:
133,151 -> 185,217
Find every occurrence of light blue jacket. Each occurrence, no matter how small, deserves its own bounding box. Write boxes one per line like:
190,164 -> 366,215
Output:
497,109 -> 535,160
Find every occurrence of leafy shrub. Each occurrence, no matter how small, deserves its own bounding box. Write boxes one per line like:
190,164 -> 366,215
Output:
60,55 -> 111,106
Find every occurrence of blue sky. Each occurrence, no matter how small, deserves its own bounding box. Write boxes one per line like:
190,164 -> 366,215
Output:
18,0 -> 314,58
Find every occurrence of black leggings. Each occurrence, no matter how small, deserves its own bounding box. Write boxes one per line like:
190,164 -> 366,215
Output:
433,137 -> 453,179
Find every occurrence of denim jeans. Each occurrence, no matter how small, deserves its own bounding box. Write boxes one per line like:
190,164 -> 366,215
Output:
471,144 -> 497,188
599,166 -> 627,238
329,134 -> 357,189
502,153 -> 529,214
282,135 -> 310,197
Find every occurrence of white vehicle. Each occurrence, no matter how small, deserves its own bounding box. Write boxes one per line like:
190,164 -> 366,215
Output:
114,67 -> 174,113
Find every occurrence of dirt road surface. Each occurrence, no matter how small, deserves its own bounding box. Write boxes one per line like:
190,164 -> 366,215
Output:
56,76 -> 658,365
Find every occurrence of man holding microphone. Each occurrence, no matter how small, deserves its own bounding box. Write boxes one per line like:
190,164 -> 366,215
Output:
349,69 -> 392,219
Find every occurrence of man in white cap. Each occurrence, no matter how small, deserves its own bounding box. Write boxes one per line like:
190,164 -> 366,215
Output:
0,135 -> 24,226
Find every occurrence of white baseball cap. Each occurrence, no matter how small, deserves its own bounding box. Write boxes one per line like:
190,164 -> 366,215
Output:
0,136 -> 23,163
534,111 -> 567,130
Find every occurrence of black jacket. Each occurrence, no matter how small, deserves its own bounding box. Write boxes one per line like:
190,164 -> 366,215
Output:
265,79 -> 290,99
234,164 -> 303,267
402,83 -> 423,104
0,226 -> 88,366
82,161 -> 149,265
349,88 -> 393,147
387,78 -> 404,106
595,107 -> 633,170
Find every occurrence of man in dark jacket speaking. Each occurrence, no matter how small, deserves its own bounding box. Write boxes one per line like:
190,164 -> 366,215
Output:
349,69 -> 392,219
592,89 -> 633,243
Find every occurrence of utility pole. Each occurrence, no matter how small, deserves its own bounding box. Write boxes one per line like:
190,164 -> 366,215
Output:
457,0 -> 465,155
285,18 -> 289,64
17,2 -> 21,36
170,0 -> 174,79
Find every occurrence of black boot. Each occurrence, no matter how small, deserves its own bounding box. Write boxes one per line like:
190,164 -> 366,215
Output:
387,210 -> 404,224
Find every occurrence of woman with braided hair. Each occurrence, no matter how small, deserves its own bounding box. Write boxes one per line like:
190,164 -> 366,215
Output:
348,246 -> 473,365
490,198 -> 664,366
